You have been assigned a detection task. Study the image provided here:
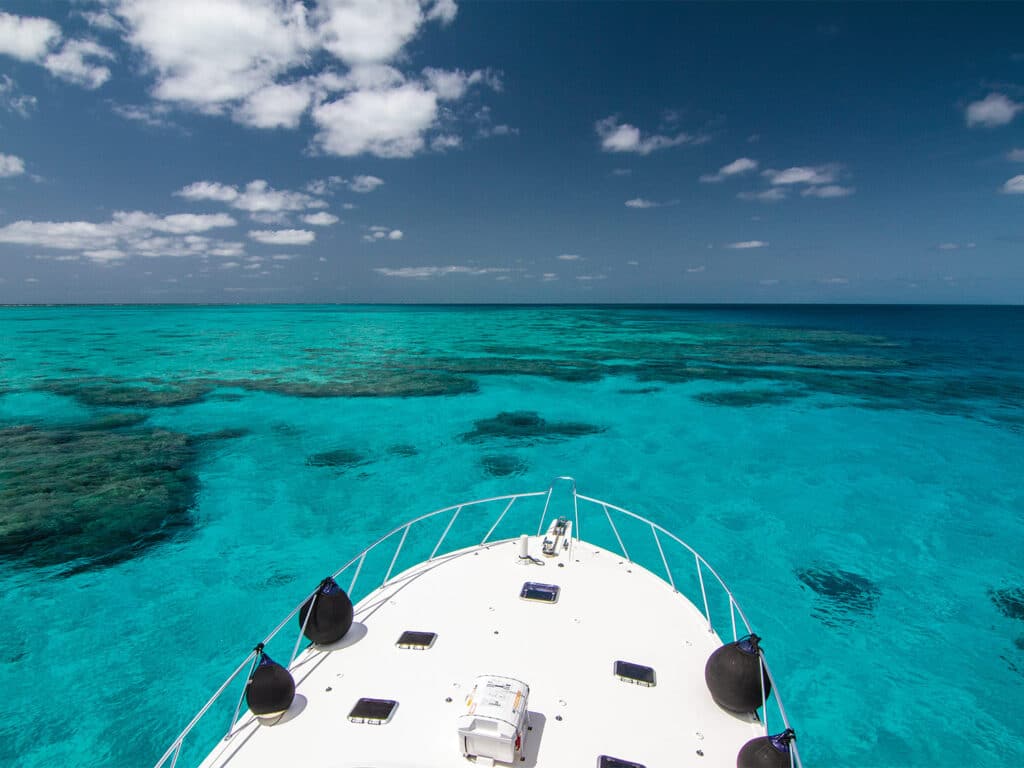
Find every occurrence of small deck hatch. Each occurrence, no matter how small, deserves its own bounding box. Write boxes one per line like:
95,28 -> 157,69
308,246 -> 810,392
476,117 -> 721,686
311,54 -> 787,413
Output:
614,660 -> 656,687
598,756 -> 647,768
348,698 -> 397,724
520,581 -> 560,603
396,630 -> 436,649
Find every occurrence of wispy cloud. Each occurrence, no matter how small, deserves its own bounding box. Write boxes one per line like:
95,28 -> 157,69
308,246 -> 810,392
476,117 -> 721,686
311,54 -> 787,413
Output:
818,277 -> 849,285
1002,175 -> 1024,193
624,197 -> 675,209
248,229 -> 315,246
687,265 -> 706,273
596,116 -> 703,155
0,75 -> 37,117
700,157 -> 758,183
966,93 -> 1022,127
738,188 -> 787,202
375,265 -> 510,278
1008,148 -> 1024,162
557,253 -> 581,261
763,164 -> 839,186
576,274 -> 607,281
725,240 -> 769,249
801,184 -> 855,198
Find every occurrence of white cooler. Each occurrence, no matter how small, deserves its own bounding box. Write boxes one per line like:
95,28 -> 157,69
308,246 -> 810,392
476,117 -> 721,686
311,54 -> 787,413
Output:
457,675 -> 530,764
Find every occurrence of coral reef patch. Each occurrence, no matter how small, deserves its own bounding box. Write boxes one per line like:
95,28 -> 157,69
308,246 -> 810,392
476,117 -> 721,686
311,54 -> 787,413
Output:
990,587 -> 1024,620
481,454 -> 528,477
0,422 -> 199,570
796,563 -> 881,626
306,448 -> 369,470
460,411 -> 605,443
694,388 -> 808,407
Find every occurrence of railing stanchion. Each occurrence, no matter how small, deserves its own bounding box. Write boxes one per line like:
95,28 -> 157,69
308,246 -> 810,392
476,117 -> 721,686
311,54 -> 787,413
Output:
729,595 -> 737,642
695,553 -> 712,631
759,650 -> 768,735
603,503 -> 631,563
537,487 -> 553,535
383,524 -> 410,584
482,498 -> 516,544
228,652 -> 261,734
348,551 -> 367,596
652,524 -> 676,592
289,590 -> 317,667
430,505 -> 462,560
169,742 -> 181,768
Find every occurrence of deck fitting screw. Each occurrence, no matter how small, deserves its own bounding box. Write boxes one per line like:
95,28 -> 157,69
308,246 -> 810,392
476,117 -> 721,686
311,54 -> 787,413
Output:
445,697 -> 452,703
555,715 -> 562,721
326,686 -> 332,692
558,563 -> 565,568
696,750 -> 704,757
493,630 -> 499,635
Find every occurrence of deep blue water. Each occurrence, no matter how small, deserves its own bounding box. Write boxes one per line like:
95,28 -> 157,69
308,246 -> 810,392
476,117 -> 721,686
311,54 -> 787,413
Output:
1,305 -> 1022,767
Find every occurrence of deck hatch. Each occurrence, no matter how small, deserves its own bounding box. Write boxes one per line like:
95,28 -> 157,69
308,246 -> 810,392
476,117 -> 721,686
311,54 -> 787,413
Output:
613,660 -> 656,687
598,756 -> 646,768
520,581 -> 560,603
348,698 -> 398,724
396,630 -> 437,649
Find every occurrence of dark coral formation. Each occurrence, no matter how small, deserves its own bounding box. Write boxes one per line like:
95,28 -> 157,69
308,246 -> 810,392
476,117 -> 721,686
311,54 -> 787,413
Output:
694,388 -> 808,407
796,564 -> 881,626
481,454 -> 528,477
306,448 -> 369,470
0,422 -> 199,570
223,371 -> 477,399
387,444 -> 419,457
41,379 -> 214,408
461,411 -> 604,443
990,587 -> 1024,621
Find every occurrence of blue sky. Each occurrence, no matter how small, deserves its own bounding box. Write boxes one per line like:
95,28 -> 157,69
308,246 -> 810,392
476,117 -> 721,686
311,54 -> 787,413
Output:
0,1 -> 1022,303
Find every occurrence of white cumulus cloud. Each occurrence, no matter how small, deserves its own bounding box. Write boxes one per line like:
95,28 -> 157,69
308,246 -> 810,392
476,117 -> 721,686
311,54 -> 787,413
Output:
0,12 -> 61,61
0,152 -> 26,177
0,210 -> 240,262
966,93 -> 1022,128
43,39 -> 115,89
302,212 -> 339,226
313,83 -> 438,158
363,225 -> 403,242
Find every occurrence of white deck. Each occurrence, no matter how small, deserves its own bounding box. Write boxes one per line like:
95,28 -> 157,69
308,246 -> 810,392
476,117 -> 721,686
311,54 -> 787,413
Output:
199,534 -> 763,768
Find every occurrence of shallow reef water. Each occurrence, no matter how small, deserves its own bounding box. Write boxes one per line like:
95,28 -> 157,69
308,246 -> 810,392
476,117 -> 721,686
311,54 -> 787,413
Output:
0,304 -> 1022,768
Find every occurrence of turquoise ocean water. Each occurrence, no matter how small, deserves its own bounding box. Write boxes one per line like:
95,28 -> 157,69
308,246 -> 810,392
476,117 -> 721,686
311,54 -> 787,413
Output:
1,305 -> 1022,767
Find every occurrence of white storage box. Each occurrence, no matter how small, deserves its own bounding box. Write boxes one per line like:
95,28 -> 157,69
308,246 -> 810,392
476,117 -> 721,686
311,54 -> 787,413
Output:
457,675 -> 530,764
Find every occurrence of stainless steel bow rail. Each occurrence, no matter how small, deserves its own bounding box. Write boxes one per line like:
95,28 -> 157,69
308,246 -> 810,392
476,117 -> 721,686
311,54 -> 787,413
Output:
154,478 -> 802,768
